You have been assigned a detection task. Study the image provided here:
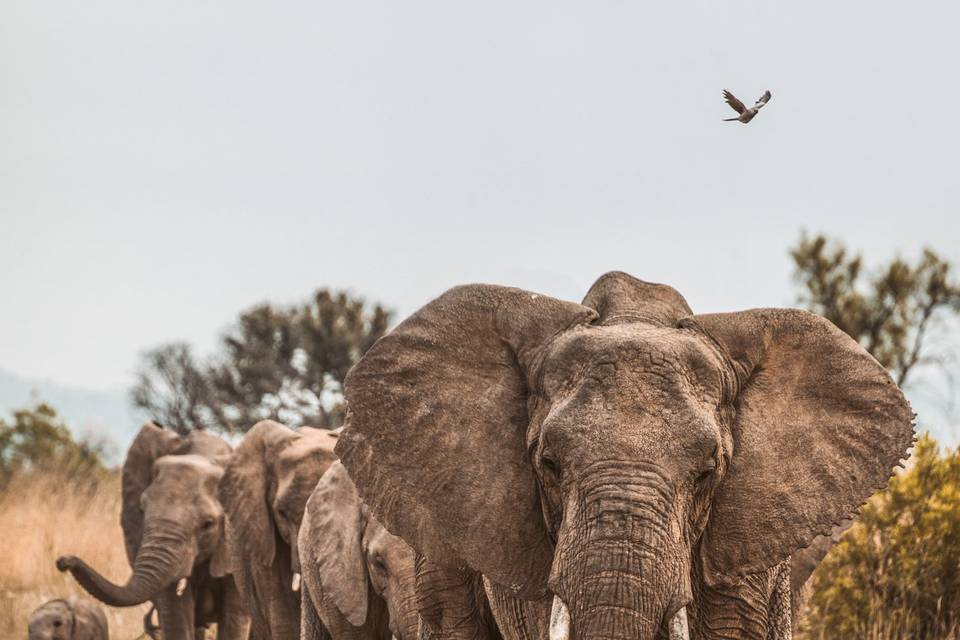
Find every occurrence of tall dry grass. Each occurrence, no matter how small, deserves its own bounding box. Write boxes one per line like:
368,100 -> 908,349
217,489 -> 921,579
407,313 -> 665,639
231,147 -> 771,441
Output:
0,472 -> 150,639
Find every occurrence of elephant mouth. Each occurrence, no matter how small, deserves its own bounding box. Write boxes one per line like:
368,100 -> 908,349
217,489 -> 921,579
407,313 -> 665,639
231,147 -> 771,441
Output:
549,595 -> 690,640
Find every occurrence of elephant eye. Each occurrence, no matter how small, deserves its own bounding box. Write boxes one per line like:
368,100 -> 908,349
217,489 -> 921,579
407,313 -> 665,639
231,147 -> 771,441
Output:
201,517 -> 217,530
53,620 -> 62,627
372,555 -> 387,574
697,447 -> 720,483
541,453 -> 560,478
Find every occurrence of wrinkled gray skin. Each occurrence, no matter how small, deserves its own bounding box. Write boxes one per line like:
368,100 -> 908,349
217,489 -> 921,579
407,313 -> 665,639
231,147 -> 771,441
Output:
299,461 -> 419,640
218,420 -> 339,640
28,597 -> 108,640
335,272 -> 914,640
57,423 -> 248,640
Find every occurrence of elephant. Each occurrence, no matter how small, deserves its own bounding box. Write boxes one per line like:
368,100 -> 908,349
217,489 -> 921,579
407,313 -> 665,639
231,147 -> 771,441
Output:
333,271 -> 914,640
298,460 -> 420,640
56,422 -> 249,640
217,420 -> 339,640
28,597 -> 108,640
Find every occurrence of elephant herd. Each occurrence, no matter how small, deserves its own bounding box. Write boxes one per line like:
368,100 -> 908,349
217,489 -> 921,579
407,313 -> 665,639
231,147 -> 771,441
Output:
47,272 -> 914,640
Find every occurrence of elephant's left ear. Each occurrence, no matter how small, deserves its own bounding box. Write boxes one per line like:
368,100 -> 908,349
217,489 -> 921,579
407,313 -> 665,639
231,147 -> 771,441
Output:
689,309 -> 914,580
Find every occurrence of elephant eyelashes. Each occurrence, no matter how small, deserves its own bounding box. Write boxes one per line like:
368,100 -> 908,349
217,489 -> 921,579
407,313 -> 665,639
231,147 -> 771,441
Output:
540,451 -> 561,478
543,458 -> 559,477
696,447 -> 720,483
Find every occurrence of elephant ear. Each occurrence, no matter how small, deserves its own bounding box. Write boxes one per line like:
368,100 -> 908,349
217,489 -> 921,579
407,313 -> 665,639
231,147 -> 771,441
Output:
582,271 -> 692,326
219,420 -> 297,568
690,309 -> 914,580
336,284 -> 597,598
68,596 -> 108,640
302,461 -> 369,627
121,422 -> 183,566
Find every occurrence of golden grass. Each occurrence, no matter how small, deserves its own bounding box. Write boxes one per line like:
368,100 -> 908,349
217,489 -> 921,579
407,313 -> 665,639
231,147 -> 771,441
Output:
0,472 -> 150,639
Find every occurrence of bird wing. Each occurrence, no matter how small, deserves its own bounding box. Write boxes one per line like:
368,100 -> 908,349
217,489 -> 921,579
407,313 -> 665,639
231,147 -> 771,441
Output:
754,90 -> 772,107
723,90 -> 746,114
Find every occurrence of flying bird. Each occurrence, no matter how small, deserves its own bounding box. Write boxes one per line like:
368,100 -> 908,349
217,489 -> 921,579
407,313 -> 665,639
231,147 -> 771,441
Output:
722,89 -> 772,123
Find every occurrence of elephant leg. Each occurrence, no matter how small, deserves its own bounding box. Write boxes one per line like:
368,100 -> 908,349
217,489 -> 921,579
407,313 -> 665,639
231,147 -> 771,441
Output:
415,556 -> 502,640
765,563 -> 792,640
216,577 -> 251,640
300,582 -> 332,640
691,560 -> 791,640
155,583 -> 196,640
144,604 -> 162,639
483,579 -> 551,640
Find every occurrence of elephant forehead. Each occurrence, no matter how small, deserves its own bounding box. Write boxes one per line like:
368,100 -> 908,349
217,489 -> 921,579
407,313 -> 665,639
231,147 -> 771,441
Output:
29,603 -> 70,630
150,455 -> 224,499
537,325 -> 728,464
364,520 -> 413,563
542,323 -> 727,397
155,453 -> 222,475
278,435 -> 336,470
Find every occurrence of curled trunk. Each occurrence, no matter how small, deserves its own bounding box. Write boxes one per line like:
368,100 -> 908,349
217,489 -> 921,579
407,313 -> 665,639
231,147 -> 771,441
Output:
59,525 -> 191,607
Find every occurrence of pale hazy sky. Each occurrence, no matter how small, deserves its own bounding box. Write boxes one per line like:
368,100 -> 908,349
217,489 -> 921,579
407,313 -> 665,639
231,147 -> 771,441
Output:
2,2 -> 958,435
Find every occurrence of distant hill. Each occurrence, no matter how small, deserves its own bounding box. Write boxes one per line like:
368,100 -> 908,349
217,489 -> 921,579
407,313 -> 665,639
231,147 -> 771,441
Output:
0,369 -> 144,464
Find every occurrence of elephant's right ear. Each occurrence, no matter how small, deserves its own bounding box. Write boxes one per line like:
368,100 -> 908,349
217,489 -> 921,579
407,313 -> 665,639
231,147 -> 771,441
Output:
336,284 -> 597,598
219,420 -> 296,568
302,462 -> 369,627
121,422 -> 183,566
67,596 -> 109,640
690,309 -> 914,581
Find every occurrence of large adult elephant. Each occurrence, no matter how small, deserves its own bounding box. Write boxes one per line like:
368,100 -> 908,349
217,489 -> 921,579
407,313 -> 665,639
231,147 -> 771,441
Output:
298,461 -> 420,640
334,272 -> 914,640
218,420 -> 338,640
57,423 -> 248,640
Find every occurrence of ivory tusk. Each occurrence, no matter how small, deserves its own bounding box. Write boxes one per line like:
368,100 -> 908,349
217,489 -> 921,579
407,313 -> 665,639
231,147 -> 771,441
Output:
549,595 -> 571,640
291,572 -> 302,592
668,606 -> 689,640
176,577 -> 188,597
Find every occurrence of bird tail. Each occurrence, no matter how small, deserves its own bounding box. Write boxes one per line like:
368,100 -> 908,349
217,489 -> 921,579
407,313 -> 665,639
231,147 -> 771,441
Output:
722,117 -> 739,121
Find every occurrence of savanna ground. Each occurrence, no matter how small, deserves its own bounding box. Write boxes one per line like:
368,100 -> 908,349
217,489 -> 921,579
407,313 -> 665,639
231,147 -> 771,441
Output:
0,472 -> 150,639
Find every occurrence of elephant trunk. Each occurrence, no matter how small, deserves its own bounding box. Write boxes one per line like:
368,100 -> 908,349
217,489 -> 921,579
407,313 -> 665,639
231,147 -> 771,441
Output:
58,522 -> 193,607
394,569 -> 421,640
551,469 -> 689,640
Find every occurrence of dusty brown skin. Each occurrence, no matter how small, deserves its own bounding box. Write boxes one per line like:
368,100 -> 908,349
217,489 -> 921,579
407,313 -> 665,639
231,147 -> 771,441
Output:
336,271 -> 914,640
28,597 -> 109,640
299,461 -> 419,640
57,423 -> 248,640
218,420 -> 338,640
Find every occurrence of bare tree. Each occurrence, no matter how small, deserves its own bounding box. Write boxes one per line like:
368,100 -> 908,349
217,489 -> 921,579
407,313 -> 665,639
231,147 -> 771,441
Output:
131,290 -> 391,433
791,232 -> 960,387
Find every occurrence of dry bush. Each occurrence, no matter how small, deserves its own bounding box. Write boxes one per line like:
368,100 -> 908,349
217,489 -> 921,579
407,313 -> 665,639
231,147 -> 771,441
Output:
0,471 -> 150,639
798,434 -> 960,640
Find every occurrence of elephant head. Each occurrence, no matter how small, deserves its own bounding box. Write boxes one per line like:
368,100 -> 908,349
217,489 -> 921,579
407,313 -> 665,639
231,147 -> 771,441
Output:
27,597 -> 108,640
335,272 -> 914,639
218,420 -> 339,639
57,423 -> 232,624
299,461 -> 419,640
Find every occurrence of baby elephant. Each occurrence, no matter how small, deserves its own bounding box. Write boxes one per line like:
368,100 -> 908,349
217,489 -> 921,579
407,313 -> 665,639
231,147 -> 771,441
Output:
299,461 -> 419,640
28,597 -> 108,640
